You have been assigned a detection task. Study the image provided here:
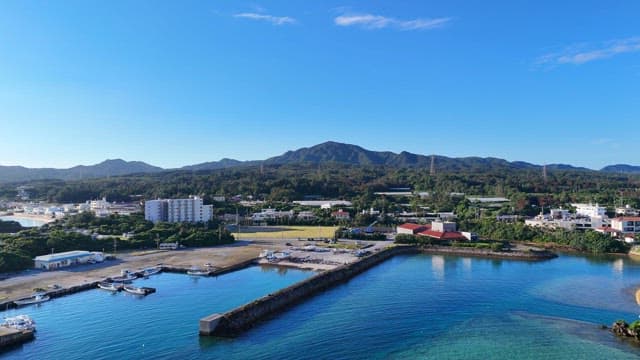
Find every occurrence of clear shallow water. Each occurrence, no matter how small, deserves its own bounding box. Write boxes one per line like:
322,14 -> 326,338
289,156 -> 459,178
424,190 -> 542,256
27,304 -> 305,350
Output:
4,254 -> 640,359
0,216 -> 47,227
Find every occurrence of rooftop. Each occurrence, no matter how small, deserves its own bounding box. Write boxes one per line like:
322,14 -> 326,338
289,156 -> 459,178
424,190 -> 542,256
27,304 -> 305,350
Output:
34,250 -> 92,262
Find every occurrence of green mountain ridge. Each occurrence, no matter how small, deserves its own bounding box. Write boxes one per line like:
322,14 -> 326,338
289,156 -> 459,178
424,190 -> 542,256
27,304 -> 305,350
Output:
0,141 -> 636,183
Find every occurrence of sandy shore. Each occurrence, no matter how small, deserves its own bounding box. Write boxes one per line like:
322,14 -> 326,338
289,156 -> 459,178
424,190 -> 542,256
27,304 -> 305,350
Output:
0,213 -> 57,224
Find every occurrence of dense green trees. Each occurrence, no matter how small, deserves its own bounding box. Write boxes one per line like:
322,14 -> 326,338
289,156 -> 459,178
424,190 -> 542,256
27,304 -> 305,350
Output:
0,220 -> 23,233
0,213 -> 235,273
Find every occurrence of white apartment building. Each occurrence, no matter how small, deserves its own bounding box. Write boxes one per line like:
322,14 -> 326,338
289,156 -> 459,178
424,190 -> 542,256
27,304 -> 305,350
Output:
572,203 -> 606,218
611,217 -> 640,234
145,196 -> 213,223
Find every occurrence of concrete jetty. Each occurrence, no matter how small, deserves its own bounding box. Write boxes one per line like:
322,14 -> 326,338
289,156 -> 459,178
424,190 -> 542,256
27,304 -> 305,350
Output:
199,246 -> 413,336
0,327 -> 34,349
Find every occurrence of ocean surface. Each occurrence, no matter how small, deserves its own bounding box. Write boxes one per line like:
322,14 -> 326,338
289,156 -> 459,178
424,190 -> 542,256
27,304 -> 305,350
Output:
0,216 -> 48,227
3,254 -> 640,359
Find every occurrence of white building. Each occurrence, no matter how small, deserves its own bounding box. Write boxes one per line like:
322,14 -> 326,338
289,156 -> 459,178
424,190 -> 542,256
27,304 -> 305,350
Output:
144,196 -> 213,223
611,217 -> 640,234
572,203 -> 606,218
616,205 -> 639,217
90,197 -> 109,211
34,251 -> 103,270
431,220 -> 457,233
251,208 -> 294,222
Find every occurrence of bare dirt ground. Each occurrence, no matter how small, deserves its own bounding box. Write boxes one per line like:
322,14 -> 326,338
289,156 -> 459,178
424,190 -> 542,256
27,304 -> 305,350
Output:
0,242 -> 261,302
0,239 -> 393,302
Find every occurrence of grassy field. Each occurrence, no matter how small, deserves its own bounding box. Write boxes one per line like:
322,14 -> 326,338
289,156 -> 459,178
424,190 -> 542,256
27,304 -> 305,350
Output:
235,226 -> 338,240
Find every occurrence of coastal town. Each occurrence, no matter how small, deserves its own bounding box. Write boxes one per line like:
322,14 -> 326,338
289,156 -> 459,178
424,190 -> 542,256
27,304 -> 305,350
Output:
2,1 -> 640,357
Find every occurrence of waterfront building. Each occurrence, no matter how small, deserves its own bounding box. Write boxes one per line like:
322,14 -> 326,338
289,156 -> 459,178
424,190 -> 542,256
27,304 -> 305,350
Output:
396,221 -> 472,241
611,217 -> 640,234
34,251 -> 103,270
144,196 -> 213,223
396,223 -> 430,235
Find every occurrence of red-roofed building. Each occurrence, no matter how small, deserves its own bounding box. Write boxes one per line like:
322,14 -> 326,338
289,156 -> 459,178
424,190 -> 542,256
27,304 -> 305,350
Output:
331,209 -> 351,220
417,230 -> 468,241
397,223 -> 431,235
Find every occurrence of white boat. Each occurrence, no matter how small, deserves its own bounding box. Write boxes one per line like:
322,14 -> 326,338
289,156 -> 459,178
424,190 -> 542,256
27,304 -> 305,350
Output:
97,281 -> 122,292
123,285 -> 155,296
110,269 -> 138,282
14,293 -> 50,306
2,315 -> 36,331
141,266 -> 162,277
186,266 -> 209,276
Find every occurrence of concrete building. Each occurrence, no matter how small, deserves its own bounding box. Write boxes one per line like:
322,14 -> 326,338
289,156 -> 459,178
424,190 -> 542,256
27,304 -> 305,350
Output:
34,251 -> 102,270
397,223 -> 430,235
611,217 -> 640,234
572,203 -> 606,218
616,205 -> 639,217
251,208 -> 294,222
144,196 -> 213,223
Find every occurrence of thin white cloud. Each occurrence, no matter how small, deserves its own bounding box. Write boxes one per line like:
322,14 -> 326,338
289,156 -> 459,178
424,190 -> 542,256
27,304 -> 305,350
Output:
334,13 -> 450,31
234,12 -> 296,26
537,37 -> 640,66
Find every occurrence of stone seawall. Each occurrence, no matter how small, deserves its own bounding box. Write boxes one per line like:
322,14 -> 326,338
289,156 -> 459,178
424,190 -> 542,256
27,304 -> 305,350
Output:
419,245 -> 557,260
200,246 -> 414,336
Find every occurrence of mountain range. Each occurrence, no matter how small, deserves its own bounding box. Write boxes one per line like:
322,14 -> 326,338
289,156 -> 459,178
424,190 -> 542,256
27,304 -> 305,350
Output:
0,141 -> 638,183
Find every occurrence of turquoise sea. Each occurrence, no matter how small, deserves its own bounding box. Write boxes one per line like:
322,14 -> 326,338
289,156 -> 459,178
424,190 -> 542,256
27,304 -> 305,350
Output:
0,216 -> 47,228
3,254 -> 640,359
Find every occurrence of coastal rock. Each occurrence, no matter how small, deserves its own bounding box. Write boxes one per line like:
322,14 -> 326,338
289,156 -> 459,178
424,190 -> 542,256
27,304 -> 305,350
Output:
611,320 -> 640,340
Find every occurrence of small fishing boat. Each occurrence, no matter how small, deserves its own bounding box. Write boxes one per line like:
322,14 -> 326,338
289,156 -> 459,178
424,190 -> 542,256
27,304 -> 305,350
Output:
2,315 -> 36,331
186,266 -> 209,276
109,269 -> 138,283
14,293 -> 50,306
141,266 -> 162,277
123,285 -> 155,296
97,281 -> 123,292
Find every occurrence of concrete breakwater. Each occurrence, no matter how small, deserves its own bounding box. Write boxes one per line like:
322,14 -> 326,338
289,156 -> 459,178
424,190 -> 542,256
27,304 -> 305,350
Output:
199,244 -> 558,337
1,281 -> 100,311
419,245 -> 558,260
0,328 -> 34,349
163,258 -> 258,277
199,246 -> 414,336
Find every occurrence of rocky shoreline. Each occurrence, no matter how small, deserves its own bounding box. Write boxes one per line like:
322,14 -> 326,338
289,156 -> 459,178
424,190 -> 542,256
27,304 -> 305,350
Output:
418,245 -> 558,261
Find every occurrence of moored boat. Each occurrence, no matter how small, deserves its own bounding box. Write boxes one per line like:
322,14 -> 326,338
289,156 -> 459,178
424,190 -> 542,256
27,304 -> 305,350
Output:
141,266 -> 162,277
14,293 -> 50,306
186,266 -> 210,276
97,281 -> 123,292
109,269 -> 138,282
123,285 -> 155,296
2,314 -> 36,331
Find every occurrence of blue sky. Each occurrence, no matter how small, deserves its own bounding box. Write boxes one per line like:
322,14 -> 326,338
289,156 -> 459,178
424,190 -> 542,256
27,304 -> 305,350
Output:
0,1 -> 638,169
